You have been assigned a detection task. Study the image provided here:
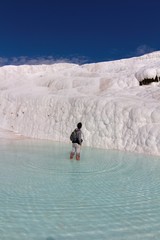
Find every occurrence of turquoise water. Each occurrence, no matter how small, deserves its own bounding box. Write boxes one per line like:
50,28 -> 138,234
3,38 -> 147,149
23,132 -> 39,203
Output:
0,139 -> 160,240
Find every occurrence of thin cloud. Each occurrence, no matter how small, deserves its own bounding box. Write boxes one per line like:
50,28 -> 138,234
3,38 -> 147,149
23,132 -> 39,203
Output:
0,57 -> 8,65
123,45 -> 156,60
0,55 -> 89,66
135,45 -> 155,56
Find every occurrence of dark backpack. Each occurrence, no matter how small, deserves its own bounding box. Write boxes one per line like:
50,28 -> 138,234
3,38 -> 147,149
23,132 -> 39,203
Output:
70,129 -> 78,142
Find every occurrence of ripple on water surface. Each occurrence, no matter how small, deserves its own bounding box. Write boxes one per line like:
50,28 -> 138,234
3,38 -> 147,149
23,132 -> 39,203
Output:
0,139 -> 160,240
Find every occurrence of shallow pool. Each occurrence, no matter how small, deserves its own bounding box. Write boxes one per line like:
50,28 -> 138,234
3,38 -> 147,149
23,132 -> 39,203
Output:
0,139 -> 160,240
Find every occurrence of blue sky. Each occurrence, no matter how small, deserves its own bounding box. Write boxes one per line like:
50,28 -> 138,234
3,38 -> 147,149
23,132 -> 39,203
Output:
0,0 -> 159,65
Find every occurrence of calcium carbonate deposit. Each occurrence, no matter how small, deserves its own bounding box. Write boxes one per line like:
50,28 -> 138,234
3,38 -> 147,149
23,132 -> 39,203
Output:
0,51 -> 160,156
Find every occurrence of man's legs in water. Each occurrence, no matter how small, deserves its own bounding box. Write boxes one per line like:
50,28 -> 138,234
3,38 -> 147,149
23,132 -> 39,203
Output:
70,143 -> 81,160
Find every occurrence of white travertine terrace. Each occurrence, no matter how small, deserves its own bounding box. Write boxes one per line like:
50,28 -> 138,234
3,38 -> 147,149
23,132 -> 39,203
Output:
0,51 -> 160,155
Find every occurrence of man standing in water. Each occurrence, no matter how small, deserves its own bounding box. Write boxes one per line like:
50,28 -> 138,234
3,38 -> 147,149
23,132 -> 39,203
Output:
70,122 -> 83,160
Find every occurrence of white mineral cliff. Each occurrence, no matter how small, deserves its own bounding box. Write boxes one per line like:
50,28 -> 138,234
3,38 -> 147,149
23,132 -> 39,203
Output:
0,52 -> 160,155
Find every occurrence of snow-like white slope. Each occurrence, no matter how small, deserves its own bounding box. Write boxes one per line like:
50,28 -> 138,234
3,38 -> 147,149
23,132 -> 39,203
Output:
0,52 -> 160,155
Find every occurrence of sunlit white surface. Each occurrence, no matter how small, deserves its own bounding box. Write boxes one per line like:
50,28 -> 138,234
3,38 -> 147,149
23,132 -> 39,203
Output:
0,52 -> 160,155
0,139 -> 160,240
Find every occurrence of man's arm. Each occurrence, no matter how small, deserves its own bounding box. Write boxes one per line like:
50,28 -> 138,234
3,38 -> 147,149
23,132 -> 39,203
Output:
77,130 -> 82,145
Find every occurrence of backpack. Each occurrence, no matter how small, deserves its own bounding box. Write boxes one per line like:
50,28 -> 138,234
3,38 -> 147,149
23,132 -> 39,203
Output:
70,129 -> 78,142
